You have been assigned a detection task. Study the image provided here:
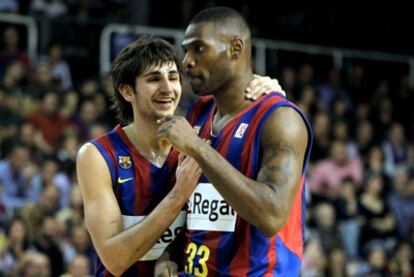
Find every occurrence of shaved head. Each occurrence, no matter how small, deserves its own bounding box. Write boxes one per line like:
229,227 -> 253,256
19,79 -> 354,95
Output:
189,7 -> 251,41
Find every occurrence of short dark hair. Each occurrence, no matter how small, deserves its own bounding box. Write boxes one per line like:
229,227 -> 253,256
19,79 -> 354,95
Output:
111,35 -> 183,125
190,7 -> 251,39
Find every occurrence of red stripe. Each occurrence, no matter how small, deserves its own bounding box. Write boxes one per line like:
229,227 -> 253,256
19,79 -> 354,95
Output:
166,149 -> 179,191
229,218 -> 250,275
96,135 -> 117,172
96,134 -> 120,200
264,236 -> 277,275
116,125 -> 153,215
136,260 -> 156,276
188,96 -> 214,125
200,111 -> 214,139
278,176 -> 305,259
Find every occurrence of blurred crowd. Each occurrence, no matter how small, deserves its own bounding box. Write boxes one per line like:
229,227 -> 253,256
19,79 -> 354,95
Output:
1,2 -> 414,277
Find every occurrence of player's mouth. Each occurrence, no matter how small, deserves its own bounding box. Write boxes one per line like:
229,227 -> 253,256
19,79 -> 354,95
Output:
153,98 -> 175,109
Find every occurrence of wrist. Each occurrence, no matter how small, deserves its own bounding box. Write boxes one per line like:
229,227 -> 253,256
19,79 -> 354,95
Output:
187,137 -> 208,160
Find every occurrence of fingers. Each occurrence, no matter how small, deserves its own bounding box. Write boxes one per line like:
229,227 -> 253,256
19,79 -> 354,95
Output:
245,75 -> 272,100
245,74 -> 260,98
178,152 -> 185,165
168,262 -> 178,277
156,115 -> 174,125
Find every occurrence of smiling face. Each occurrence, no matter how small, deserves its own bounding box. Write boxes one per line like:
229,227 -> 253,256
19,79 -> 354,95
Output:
132,61 -> 181,121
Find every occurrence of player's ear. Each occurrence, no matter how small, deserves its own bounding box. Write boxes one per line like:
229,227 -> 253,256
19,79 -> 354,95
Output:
230,37 -> 244,60
118,83 -> 135,102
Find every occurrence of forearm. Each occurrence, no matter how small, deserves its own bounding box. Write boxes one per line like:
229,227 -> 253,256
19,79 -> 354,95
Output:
95,193 -> 186,275
191,143 -> 285,234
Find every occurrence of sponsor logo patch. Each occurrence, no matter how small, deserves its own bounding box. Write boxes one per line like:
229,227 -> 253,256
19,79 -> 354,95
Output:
187,183 -> 237,232
234,123 -> 248,139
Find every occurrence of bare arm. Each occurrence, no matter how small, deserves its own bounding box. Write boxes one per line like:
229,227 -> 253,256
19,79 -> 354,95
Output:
76,144 -> 200,276
157,107 -> 308,236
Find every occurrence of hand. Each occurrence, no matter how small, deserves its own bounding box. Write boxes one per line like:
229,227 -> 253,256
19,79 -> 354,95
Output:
154,256 -> 179,277
154,260 -> 178,277
156,116 -> 202,155
174,153 -> 202,198
245,74 -> 285,100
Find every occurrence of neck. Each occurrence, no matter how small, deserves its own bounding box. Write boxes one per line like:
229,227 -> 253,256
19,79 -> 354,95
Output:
124,116 -> 170,165
214,71 -> 254,116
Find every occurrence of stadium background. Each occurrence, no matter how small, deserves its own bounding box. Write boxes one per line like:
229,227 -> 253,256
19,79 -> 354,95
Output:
0,1 -> 413,276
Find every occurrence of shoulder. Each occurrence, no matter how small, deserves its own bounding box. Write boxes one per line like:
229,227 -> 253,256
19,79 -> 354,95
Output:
262,105 -> 309,144
76,142 -> 103,166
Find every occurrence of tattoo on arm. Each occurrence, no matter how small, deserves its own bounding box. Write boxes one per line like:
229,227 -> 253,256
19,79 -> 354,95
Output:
258,142 -> 298,192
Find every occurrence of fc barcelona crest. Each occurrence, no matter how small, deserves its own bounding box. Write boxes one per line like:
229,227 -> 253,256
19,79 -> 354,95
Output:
118,156 -> 132,169
194,126 -> 201,135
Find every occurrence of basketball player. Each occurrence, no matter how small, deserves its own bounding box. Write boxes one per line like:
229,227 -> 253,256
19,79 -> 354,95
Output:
156,7 -> 313,276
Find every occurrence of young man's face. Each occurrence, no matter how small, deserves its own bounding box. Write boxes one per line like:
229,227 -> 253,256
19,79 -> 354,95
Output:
133,61 -> 181,121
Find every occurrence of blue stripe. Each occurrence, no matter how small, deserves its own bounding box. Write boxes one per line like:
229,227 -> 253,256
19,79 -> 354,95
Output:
247,226 -> 272,276
274,237 -> 301,277
91,140 -> 116,186
216,232 -> 236,275
150,163 -> 170,206
107,130 -> 136,215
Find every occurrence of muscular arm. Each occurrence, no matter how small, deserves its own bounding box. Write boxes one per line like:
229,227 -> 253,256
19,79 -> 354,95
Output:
76,144 -> 200,276
200,108 -> 307,235
160,107 -> 308,236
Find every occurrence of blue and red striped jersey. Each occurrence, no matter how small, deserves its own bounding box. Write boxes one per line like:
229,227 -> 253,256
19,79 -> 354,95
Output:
90,125 -> 181,277
182,92 -> 313,277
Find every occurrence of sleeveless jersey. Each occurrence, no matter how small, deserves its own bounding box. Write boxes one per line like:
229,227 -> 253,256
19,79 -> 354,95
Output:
91,125 -> 184,276
182,92 -> 313,277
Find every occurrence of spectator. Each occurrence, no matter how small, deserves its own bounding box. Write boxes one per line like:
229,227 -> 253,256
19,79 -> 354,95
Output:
309,202 -> 343,254
317,68 -> 353,114
388,241 -> 414,277
309,140 -> 363,201
30,158 -> 71,209
359,174 -> 397,252
0,216 -> 33,275
17,251 -> 51,277
32,215 -> 64,276
27,91 -> 70,151
388,169 -> 414,240
60,254 -> 91,277
0,26 -> 29,79
334,177 -> 361,258
310,111 -> 331,162
40,42 -> 73,91
0,144 -> 40,214
355,120 -> 376,159
301,238 -> 327,277
326,246 -> 347,277
382,122 -> 409,177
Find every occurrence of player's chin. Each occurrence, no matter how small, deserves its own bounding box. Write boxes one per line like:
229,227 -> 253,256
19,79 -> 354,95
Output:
154,109 -> 175,120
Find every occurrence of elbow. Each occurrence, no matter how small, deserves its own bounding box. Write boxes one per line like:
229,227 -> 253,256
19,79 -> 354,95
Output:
105,266 -> 125,277
99,255 -> 125,276
100,257 -> 128,277
258,212 -> 288,237
259,220 -> 283,237
99,247 -> 130,276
